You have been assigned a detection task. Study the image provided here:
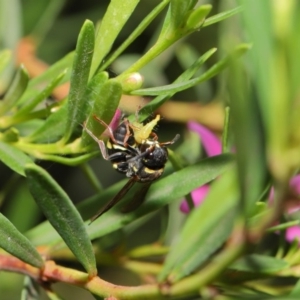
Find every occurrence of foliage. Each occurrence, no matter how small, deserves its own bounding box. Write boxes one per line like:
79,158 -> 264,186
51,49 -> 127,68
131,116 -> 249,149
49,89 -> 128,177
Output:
1,0 -> 300,299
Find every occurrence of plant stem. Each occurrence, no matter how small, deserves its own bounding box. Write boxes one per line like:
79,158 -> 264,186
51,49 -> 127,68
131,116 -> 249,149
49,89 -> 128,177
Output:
13,138 -> 85,155
117,38 -> 174,80
100,0 -> 170,72
222,106 -> 230,153
79,163 -> 103,192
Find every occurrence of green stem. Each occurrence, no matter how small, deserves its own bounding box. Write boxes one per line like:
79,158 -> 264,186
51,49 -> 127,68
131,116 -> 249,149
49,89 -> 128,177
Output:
117,36 -> 175,81
124,260 -> 162,275
222,106 -> 230,153
0,108 -> 50,129
128,244 -> 169,258
267,220 -> 300,232
13,138 -> 86,156
79,163 -> 103,192
34,152 -> 99,166
243,281 -> 289,296
100,0 -> 170,72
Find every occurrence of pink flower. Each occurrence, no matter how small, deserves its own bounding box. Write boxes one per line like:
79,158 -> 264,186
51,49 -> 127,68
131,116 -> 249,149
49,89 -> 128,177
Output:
180,122 -> 222,213
101,109 -> 122,137
109,109 -> 122,131
187,122 -> 222,157
180,185 -> 210,213
286,226 -> 300,244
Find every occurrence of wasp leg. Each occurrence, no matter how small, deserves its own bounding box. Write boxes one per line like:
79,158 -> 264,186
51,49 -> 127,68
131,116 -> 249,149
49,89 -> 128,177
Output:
83,122 -> 109,160
121,118 -> 134,147
89,177 -> 137,223
126,145 -> 154,163
94,115 -> 134,148
149,131 -> 158,141
92,115 -> 119,144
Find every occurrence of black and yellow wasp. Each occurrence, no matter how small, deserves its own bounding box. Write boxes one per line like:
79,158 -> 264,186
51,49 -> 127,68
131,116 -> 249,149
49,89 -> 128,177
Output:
84,113 -> 179,222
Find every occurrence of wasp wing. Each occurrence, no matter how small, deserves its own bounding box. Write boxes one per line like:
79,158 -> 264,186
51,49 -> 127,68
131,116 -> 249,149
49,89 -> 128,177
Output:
89,177 -> 137,224
121,182 -> 152,213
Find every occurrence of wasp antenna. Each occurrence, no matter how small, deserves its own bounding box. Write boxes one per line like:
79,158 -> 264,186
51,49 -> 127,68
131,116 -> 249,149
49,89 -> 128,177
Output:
135,105 -> 142,122
160,134 -> 180,146
172,134 -> 180,143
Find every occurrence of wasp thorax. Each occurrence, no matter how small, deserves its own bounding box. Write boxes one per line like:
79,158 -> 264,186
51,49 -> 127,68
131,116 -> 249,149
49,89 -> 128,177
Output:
143,147 -> 168,169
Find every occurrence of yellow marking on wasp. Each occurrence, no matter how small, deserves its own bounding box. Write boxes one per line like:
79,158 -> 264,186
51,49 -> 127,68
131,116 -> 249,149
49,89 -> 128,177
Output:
112,144 -> 128,151
107,141 -> 113,149
132,115 -> 160,144
144,167 -> 163,174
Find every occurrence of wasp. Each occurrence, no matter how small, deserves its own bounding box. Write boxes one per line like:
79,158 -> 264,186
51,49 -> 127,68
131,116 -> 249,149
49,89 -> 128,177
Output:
84,114 -> 179,222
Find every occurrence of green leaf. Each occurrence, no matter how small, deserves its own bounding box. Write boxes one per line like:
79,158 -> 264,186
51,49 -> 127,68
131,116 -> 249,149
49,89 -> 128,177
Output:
158,168 -> 238,282
4,182 -> 40,232
80,71 -> 109,145
21,276 -> 40,300
0,49 -> 11,74
90,0 -> 140,77
1,127 -> 19,142
0,141 -> 32,176
30,0 -> 66,41
0,0 -> 22,91
169,0 -> 197,30
159,0 -> 196,39
229,254 -> 289,273
133,47 -> 216,122
15,70 -> 66,116
25,102 -> 67,143
0,213 -> 44,268
18,52 -> 73,106
64,20 -> 95,142
0,65 -> 29,115
203,6 -> 243,27
82,79 -> 122,145
185,5 -> 212,30
132,44 -> 250,96
228,44 -> 266,215
81,71 -> 109,122
238,0 -> 273,131
45,289 -> 64,300
26,221 -> 61,248
100,0 -> 170,71
176,44 -> 212,100
289,278 -> 300,296
25,163 -> 97,276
